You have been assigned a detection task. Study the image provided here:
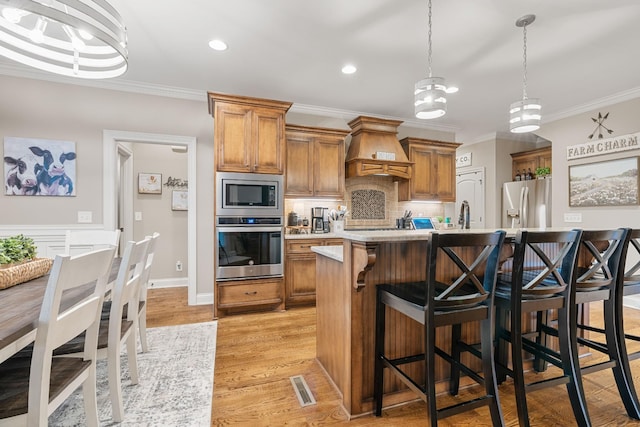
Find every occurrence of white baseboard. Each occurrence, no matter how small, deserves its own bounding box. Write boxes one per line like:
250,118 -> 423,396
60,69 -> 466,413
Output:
148,278 -> 188,289
196,293 -> 214,305
148,279 -> 213,306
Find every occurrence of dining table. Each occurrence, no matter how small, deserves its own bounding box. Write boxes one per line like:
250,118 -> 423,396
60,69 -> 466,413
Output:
0,257 -> 121,364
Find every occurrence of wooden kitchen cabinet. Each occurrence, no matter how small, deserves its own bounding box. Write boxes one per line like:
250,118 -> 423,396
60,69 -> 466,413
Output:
216,277 -> 284,316
208,92 -> 292,174
285,125 -> 350,198
511,146 -> 551,180
397,137 -> 461,202
285,238 -> 342,307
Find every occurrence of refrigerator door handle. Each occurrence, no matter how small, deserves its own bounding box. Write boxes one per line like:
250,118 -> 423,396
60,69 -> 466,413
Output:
522,186 -> 530,228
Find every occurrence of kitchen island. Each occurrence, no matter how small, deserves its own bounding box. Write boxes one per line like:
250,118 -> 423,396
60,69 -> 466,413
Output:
311,228 -> 521,418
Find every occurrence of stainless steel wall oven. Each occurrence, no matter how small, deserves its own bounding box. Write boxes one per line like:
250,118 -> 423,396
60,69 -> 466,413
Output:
216,216 -> 283,281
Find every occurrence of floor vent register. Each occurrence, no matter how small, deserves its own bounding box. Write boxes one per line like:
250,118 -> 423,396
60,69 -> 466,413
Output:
290,375 -> 316,407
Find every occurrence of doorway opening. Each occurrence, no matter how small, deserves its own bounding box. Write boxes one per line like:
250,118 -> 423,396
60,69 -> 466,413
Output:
103,130 -> 200,305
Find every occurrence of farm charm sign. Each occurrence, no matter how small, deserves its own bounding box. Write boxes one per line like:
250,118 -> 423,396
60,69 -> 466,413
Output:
566,131 -> 639,160
4,137 -> 76,196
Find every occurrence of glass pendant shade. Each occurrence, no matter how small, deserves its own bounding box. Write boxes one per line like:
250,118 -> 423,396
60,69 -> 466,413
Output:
509,98 -> 541,133
0,0 -> 127,79
414,77 -> 447,119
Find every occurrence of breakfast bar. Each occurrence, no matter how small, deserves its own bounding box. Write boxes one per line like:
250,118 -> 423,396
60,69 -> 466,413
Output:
312,228 -> 509,418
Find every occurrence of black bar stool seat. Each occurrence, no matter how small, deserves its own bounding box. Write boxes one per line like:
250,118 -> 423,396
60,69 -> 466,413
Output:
373,231 -> 506,426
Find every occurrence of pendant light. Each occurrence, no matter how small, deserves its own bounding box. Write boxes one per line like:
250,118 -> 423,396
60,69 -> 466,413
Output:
414,0 -> 457,119
0,0 -> 127,79
509,14 -> 541,133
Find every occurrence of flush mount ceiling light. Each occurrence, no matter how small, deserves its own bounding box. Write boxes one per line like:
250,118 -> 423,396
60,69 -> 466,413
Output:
0,0 -> 127,79
414,0 -> 457,120
509,14 -> 541,133
208,39 -> 227,51
341,64 -> 356,75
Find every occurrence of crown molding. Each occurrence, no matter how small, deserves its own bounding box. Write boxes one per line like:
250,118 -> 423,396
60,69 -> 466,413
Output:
0,63 -> 205,101
544,86 -> 640,123
2,62 -> 638,141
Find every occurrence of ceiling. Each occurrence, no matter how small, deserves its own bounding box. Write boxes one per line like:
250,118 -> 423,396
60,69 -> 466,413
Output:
2,0 -> 640,143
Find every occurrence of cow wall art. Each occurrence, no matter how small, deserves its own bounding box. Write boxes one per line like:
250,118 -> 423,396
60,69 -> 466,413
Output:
4,137 -> 77,196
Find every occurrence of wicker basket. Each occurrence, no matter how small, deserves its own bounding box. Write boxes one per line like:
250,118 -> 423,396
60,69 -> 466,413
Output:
0,258 -> 54,290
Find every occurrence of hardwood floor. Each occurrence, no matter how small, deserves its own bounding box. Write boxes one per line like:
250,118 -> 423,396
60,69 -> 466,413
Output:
146,288 -> 640,426
146,287 -> 214,328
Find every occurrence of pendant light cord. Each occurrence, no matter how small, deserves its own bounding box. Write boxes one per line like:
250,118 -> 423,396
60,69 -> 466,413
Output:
522,23 -> 528,101
427,0 -> 433,78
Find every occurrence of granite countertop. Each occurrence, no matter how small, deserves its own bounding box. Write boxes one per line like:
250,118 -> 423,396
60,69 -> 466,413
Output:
284,232 -> 342,240
310,245 -> 343,262
310,227 -> 577,261
333,227 -> 575,243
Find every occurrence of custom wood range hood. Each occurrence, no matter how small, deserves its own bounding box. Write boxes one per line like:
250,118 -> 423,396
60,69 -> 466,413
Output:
345,116 -> 413,180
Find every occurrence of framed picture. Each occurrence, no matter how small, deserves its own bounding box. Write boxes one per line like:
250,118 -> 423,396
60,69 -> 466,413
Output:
138,173 -> 162,194
569,157 -> 639,207
172,190 -> 188,211
4,136 -> 77,196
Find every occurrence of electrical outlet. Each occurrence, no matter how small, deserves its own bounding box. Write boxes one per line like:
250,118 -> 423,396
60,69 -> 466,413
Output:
77,211 -> 92,223
564,213 -> 582,223
176,261 -> 182,272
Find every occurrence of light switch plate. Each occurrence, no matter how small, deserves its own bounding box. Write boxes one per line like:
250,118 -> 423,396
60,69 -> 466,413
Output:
135,211 -> 143,221
564,212 -> 582,223
77,211 -> 92,223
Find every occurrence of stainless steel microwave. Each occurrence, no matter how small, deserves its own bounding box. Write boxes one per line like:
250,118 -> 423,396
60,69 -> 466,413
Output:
216,172 -> 283,217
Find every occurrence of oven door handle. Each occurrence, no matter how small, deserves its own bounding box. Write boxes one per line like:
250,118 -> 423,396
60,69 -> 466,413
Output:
217,226 -> 283,233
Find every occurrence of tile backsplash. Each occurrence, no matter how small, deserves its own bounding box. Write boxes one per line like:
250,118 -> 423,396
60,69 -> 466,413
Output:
284,176 -> 448,230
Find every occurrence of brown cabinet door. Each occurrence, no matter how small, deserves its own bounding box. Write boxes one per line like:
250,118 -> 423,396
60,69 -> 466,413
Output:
285,125 -> 348,198
253,107 -> 285,174
285,136 -> 314,196
215,103 -> 252,172
434,150 -> 456,201
398,138 -> 460,201
314,138 -> 345,198
285,254 -> 317,307
410,146 -> 435,199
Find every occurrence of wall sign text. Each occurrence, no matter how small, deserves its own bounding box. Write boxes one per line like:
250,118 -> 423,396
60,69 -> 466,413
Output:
566,131 -> 639,160
456,152 -> 472,168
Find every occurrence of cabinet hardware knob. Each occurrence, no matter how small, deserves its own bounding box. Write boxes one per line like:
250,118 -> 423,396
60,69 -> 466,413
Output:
244,291 -> 258,295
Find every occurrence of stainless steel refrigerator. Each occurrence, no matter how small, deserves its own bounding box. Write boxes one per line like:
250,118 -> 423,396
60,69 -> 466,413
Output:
502,178 -> 552,228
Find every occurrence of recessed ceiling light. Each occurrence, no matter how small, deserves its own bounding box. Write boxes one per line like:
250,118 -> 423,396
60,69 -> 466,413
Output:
209,39 -> 228,51
341,64 -> 357,74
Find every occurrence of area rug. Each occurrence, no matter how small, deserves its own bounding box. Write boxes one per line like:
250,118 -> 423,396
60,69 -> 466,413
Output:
624,295 -> 640,310
50,321 -> 217,426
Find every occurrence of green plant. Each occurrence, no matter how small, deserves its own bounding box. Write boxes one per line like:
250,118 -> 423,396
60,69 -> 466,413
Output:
535,166 -> 551,177
0,234 -> 37,265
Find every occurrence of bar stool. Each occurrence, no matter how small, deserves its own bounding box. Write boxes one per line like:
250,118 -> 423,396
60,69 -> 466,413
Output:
373,231 -> 506,426
559,227 -> 640,419
617,228 -> 640,399
492,229 -> 589,427
537,229 -> 637,416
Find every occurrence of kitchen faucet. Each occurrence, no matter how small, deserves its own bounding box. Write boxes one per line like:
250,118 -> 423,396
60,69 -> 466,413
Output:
459,200 -> 470,229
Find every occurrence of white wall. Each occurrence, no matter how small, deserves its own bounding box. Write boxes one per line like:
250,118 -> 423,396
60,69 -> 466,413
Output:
0,75 -> 214,299
537,97 -> 640,229
132,143 -> 188,281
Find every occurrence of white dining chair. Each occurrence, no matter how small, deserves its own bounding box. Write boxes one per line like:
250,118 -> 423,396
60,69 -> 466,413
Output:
53,237 -> 150,422
136,232 -> 160,352
64,229 -> 121,257
0,247 -> 116,427
101,232 -> 160,353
